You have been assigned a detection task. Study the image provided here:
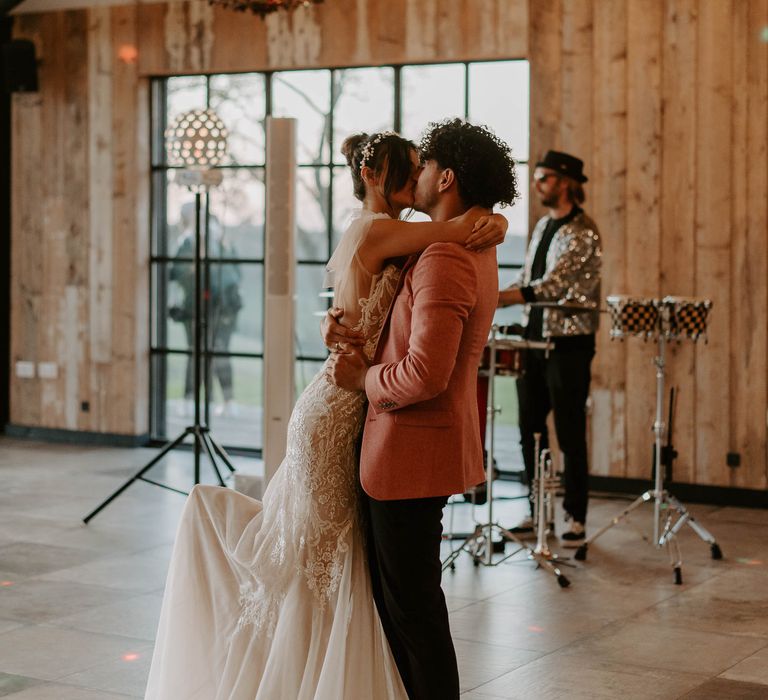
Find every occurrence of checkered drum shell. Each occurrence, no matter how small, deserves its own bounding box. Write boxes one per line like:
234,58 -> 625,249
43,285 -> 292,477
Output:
663,296 -> 712,341
606,296 -> 660,339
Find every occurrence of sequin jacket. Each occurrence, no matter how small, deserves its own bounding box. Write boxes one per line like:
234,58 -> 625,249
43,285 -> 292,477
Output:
515,211 -> 602,337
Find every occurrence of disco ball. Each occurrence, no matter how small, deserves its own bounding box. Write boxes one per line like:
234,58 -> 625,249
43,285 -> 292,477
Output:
165,109 -> 228,167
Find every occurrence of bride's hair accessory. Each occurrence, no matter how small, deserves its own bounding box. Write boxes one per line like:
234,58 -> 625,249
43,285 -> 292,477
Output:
359,131 -> 398,171
341,130 -> 415,203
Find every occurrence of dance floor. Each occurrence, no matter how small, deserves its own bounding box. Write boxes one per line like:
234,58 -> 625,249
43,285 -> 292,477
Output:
0,437 -> 767,699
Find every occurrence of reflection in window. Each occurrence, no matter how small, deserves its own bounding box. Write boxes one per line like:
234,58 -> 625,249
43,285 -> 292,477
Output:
469,61 -> 530,161
166,76 -> 207,129
295,264 -> 328,360
205,262 -> 260,355
209,73 -> 267,166
161,353 -> 265,450
333,68 -> 395,163
496,164 -> 529,266
296,168 -> 330,261
208,169 -> 266,260
331,166 -> 361,250
164,261 -> 192,352
167,241 -> 242,357
296,360 -> 324,399
272,70 -> 331,165
401,64 -> 465,142
206,358 -> 264,450
161,352 -> 190,427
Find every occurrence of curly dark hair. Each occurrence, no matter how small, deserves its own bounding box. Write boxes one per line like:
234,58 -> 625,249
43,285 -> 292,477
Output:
418,118 -> 518,209
340,132 -> 417,203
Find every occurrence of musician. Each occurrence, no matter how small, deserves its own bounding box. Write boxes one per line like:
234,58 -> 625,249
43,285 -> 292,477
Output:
498,150 -> 601,547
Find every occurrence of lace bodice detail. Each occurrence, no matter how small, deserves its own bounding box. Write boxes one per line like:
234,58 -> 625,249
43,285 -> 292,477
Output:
357,264 -> 400,360
237,239 -> 400,635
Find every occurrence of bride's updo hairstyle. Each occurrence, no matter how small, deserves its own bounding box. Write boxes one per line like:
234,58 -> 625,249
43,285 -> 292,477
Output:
341,131 -> 417,204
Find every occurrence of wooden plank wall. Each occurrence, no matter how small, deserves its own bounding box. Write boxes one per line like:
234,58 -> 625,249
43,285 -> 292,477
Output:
660,0 -> 698,486
530,0 -> 768,490
10,0 -> 768,490
11,7 -> 147,435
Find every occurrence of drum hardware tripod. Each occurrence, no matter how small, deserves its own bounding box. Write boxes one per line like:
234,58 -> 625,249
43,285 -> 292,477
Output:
574,306 -> 722,584
657,386 -> 677,485
442,326 -> 571,588
84,183 -> 236,524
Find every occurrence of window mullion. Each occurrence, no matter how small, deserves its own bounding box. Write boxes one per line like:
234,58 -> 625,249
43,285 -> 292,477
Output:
394,66 -> 402,133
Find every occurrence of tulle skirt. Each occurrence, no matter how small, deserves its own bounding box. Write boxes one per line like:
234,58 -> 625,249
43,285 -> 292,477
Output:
144,480 -> 406,699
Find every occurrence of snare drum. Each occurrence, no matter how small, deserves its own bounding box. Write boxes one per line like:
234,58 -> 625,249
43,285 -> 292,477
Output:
662,296 -> 712,341
606,295 -> 660,339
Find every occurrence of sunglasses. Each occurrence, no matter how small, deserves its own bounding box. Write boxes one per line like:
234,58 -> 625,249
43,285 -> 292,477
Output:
533,173 -> 561,184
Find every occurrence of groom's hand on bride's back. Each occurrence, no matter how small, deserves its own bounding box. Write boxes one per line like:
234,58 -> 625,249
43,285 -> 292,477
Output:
321,307 -> 366,349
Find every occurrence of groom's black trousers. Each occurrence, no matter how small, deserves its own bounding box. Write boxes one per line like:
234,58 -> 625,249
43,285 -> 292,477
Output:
363,493 -> 459,700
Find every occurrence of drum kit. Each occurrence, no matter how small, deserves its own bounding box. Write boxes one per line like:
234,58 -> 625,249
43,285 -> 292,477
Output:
443,295 -> 723,587
441,317 -> 572,588
576,295 -> 722,584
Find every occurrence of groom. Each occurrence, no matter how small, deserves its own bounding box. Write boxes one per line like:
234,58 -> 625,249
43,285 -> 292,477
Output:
327,119 -> 518,699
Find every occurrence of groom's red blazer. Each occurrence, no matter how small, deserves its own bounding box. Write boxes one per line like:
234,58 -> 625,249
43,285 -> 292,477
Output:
361,241 -> 498,500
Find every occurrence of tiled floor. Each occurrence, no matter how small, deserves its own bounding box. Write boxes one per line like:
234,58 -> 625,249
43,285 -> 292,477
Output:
1,437 -> 767,699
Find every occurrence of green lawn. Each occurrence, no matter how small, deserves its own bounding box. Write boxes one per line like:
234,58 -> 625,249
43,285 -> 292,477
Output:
164,326 -> 521,426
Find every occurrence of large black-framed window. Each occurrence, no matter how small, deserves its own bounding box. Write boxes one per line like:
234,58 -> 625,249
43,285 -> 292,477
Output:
150,60 -> 530,452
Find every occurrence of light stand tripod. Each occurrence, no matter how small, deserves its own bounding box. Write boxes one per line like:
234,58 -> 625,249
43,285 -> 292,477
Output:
574,305 -> 722,584
442,326 -> 571,588
84,178 -> 236,524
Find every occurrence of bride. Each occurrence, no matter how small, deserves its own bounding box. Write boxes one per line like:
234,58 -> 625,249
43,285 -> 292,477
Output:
145,130 -> 507,700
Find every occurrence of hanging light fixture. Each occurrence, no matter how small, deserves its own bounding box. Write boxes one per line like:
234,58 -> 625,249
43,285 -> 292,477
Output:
166,108 -> 228,189
166,108 -> 228,169
207,0 -> 323,17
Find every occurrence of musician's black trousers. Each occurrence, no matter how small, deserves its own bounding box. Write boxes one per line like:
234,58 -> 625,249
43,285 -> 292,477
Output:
363,494 -> 458,700
516,336 -> 595,524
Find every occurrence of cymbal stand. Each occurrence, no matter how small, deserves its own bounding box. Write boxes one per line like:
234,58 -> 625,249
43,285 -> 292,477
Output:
574,306 -> 722,584
442,325 -> 570,588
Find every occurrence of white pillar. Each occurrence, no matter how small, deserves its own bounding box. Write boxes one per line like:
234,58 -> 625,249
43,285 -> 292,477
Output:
263,117 -> 296,484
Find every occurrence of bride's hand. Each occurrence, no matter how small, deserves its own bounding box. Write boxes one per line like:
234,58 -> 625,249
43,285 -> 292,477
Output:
465,211 -> 508,252
326,346 -> 369,392
321,307 -> 365,350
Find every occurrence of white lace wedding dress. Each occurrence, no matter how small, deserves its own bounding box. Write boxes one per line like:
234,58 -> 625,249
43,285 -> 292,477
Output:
145,211 -> 407,700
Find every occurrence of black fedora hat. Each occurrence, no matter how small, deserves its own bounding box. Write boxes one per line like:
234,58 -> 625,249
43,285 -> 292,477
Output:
535,150 -> 588,183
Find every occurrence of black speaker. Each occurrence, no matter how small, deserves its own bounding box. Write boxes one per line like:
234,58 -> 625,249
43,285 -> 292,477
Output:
2,39 -> 38,93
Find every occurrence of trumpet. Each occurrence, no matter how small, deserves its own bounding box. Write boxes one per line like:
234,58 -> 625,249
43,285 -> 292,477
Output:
533,433 -> 561,558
